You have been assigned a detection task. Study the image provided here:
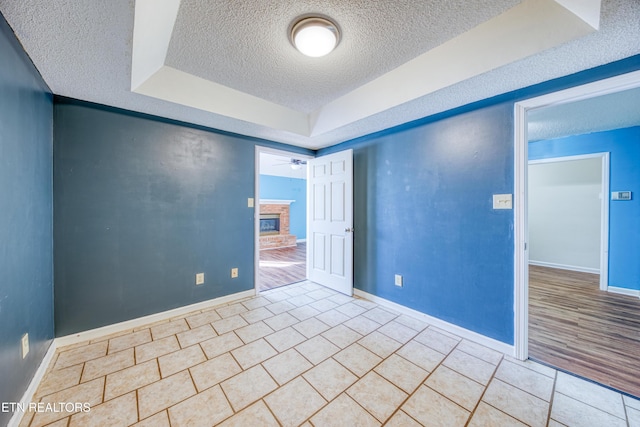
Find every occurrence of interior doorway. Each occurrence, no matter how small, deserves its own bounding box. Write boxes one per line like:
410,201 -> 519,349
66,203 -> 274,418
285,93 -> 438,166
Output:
255,147 -> 311,291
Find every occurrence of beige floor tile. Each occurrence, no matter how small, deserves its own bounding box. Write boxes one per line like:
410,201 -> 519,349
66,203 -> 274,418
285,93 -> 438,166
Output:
231,338 -> 278,369
456,340 -> 503,365
108,329 -> 151,353
287,294 -> 315,307
402,385 -> 470,426
265,377 -> 327,426
483,379 -> 549,427
504,355 -> 556,378
321,324 -> 363,349
352,298 -> 378,310
185,309 -> 221,328
394,314 -> 429,332
35,364 -> 83,398
37,418 -> 68,427
168,385 -> 233,427
69,391 -> 137,427
303,358 -> 358,400
377,321 -> 418,344
626,395 -> 640,411
235,321 -> 275,343
137,370 -> 196,420
264,300 -> 296,315
200,331 -> 243,359
242,296 -> 271,310
358,331 -> 402,358
221,365 -> 278,411
54,341 -> 108,369
284,286 -> 309,297
361,307 -> 398,324
495,359 -> 554,401
310,393 -> 379,427
289,305 -> 321,320
426,365 -> 484,411
555,371 -> 625,418
414,327 -> 459,354
293,317 -> 331,338
104,359 -> 160,401
135,335 -> 180,363
551,392 -> 627,427
335,302 -> 368,317
150,318 -> 189,340
327,293 -> 353,305
240,306 -> 274,323
397,340 -> 445,372
80,347 -> 134,382
468,402 -> 527,427
217,401 -> 280,427
347,372 -> 407,423
263,348 -> 313,385
212,314 -> 249,335
190,352 -> 241,391
264,326 -> 306,352
263,312 -> 299,331
132,410 -> 170,427
548,420 -> 569,427
262,290 -> 291,303
31,378 -> 104,427
333,343 -> 382,377
627,407 -> 640,427
374,353 -> 428,394
385,410 -> 422,427
309,298 -> 339,312
307,289 -> 335,300
344,315 -> 382,335
176,324 -> 216,348
216,302 -> 248,318
316,309 -> 351,327
158,345 -> 206,378
443,349 -> 496,385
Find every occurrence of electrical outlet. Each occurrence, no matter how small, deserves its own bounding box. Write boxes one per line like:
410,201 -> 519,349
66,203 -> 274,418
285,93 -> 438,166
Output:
248,198 -> 254,207
195,273 -> 205,285
231,268 -> 239,278
394,274 -> 403,287
21,333 -> 29,359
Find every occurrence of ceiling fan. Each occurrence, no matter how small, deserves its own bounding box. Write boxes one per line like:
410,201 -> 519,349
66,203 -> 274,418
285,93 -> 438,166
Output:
272,158 -> 308,170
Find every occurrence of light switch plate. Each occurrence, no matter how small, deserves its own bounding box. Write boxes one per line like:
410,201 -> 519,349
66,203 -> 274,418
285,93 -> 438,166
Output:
195,273 -> 204,285
394,274 -> 403,287
493,194 -> 513,210
248,198 -> 254,207
21,333 -> 29,359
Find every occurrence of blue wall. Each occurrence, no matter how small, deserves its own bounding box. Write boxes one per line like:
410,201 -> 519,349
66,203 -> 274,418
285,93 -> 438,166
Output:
54,100 -> 313,336
529,126 -> 640,290
259,175 -> 307,240
0,14 -> 54,426
320,55 -> 640,345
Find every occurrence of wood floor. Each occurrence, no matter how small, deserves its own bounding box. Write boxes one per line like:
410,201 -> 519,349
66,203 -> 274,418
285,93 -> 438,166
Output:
529,265 -> 640,397
258,242 -> 306,291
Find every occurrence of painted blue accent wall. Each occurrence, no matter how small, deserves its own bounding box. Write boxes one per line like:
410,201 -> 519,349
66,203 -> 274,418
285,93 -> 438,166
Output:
529,126 -> 640,290
0,13 -> 54,426
319,55 -> 640,345
53,100 -> 312,336
259,175 -> 307,240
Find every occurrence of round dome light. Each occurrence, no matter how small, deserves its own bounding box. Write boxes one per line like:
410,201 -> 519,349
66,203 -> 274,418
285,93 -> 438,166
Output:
291,17 -> 340,58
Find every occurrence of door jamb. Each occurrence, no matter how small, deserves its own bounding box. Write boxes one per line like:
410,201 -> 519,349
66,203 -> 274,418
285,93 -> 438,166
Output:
513,69 -> 640,360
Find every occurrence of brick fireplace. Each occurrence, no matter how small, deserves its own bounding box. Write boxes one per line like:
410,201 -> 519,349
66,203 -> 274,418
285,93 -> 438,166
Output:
259,200 -> 297,250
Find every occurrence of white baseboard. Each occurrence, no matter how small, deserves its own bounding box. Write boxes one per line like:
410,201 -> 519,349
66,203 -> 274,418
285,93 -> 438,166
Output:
529,260 -> 599,275
56,289 -> 256,347
8,340 -> 57,427
607,286 -> 640,298
354,289 -> 514,356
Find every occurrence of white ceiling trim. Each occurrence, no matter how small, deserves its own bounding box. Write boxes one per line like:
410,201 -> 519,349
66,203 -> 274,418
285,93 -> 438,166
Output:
131,0 -> 600,140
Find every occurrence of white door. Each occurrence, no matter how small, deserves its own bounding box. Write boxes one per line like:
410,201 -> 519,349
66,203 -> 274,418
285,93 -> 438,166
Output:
307,149 -> 354,295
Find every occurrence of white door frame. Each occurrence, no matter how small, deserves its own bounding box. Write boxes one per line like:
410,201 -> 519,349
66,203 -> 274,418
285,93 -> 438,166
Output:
528,153 -> 610,289
254,146 -> 313,294
513,69 -> 640,360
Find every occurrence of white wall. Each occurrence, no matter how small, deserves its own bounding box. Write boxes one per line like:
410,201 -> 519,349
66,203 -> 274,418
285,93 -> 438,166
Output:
528,157 -> 602,272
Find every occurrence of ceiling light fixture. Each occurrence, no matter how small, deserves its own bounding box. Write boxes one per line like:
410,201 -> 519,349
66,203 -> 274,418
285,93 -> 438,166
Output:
290,16 -> 340,58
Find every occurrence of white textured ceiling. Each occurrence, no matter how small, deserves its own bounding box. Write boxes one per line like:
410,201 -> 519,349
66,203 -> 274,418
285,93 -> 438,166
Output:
1,0 -> 639,149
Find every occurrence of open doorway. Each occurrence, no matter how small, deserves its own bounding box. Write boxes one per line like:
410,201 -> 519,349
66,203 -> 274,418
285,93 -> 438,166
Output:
255,148 -> 311,291
514,71 -> 640,397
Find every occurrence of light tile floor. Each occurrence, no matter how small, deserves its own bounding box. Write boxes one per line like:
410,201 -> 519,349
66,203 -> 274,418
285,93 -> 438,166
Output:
18,281 -> 640,427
